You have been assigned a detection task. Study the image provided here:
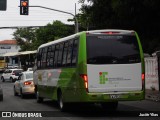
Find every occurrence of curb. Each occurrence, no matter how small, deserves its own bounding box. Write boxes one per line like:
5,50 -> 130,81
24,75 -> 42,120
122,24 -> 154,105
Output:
146,95 -> 160,102
145,89 -> 160,102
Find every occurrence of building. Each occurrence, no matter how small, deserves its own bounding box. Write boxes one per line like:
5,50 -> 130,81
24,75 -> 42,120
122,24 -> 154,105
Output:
0,40 -> 20,66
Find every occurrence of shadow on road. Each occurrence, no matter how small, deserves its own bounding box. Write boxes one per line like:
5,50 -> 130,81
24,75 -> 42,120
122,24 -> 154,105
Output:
36,101 -> 150,117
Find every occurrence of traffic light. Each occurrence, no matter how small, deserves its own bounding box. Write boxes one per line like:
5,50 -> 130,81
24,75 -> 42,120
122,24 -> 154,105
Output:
20,0 -> 29,15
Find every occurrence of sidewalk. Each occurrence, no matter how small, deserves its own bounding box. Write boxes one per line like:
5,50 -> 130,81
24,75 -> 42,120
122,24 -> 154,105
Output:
145,89 -> 160,102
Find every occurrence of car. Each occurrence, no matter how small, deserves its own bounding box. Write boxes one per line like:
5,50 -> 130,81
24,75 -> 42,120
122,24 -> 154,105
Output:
0,84 -> 3,101
6,65 -> 19,69
14,71 -> 35,98
27,68 -> 33,71
1,69 -> 23,82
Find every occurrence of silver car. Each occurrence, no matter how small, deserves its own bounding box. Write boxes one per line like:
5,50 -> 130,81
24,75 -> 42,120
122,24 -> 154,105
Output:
14,71 -> 35,98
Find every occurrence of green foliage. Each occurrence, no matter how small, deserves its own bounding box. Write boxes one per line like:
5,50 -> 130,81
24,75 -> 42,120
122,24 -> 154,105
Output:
13,28 -> 36,51
13,20 -> 74,51
79,0 -> 160,54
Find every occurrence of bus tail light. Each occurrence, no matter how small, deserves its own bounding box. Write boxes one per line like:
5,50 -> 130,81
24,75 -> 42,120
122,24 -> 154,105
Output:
142,73 -> 145,90
101,32 -> 119,34
80,74 -> 88,92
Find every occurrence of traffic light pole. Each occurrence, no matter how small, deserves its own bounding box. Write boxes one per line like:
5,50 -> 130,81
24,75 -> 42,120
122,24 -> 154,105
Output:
28,6 -> 79,33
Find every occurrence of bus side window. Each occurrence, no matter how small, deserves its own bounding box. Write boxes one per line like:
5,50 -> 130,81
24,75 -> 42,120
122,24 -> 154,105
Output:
52,45 -> 56,68
41,48 -> 47,69
46,46 -> 54,68
54,44 -> 60,68
57,43 -> 64,67
71,38 -> 78,66
51,45 -> 55,67
37,49 -> 42,69
66,40 -> 73,67
62,41 -> 69,67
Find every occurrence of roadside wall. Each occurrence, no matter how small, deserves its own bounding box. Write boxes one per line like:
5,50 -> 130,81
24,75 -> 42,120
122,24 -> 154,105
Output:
145,57 -> 159,91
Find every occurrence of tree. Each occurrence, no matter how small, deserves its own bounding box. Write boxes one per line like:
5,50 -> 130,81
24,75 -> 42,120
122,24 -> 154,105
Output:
13,20 -> 75,51
78,0 -> 160,54
13,28 -> 36,51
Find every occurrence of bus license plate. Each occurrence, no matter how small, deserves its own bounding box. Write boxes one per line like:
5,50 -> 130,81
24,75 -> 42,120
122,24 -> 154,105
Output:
110,94 -> 121,99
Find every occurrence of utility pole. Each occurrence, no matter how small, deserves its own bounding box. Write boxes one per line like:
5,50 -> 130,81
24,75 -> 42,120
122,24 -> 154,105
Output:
75,3 -> 78,33
19,5 -> 79,33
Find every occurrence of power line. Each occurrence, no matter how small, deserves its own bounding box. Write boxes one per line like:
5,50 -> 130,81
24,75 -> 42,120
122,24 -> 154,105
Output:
0,26 -> 52,29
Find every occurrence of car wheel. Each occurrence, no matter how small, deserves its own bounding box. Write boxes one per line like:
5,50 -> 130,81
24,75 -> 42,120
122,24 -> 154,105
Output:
20,88 -> 25,99
58,91 -> 68,112
1,77 -> 5,82
0,95 -> 3,101
10,77 -> 14,82
14,87 -> 18,96
36,91 -> 43,103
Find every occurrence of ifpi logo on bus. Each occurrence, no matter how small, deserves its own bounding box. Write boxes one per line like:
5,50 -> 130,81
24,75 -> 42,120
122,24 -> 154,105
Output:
99,72 -> 108,84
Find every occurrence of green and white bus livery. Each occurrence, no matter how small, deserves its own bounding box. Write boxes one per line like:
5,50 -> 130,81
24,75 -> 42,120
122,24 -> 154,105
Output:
33,29 -> 145,111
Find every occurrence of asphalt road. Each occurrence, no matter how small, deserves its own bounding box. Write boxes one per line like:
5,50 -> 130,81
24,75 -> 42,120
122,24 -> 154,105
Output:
0,80 -> 160,120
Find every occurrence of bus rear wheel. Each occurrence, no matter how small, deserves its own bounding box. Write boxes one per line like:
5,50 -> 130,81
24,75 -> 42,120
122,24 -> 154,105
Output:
36,91 -> 43,103
58,91 -> 68,112
101,101 -> 118,111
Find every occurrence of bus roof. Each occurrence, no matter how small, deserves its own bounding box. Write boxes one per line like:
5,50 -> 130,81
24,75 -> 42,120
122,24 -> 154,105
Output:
87,29 -> 135,34
38,32 -> 82,49
38,29 -> 135,49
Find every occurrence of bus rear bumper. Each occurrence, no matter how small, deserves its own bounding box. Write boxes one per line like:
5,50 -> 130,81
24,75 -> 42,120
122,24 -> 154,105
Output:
80,91 -> 145,102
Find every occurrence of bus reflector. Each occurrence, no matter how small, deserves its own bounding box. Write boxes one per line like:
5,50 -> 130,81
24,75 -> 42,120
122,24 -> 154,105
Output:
80,74 -> 88,92
142,73 -> 145,89
142,73 -> 145,81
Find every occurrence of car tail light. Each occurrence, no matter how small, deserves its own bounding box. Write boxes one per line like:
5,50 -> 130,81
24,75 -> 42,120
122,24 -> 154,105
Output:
80,74 -> 88,92
24,81 -> 32,85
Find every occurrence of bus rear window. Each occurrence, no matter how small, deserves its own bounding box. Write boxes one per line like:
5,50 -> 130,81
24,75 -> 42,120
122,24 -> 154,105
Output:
86,34 -> 141,64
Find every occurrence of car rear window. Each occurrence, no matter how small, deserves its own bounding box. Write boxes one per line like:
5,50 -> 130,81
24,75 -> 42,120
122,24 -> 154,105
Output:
25,73 -> 33,79
86,34 -> 141,64
13,70 -> 23,76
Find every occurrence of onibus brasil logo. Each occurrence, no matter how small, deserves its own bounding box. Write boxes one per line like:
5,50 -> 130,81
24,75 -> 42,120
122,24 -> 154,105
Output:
99,72 -> 108,84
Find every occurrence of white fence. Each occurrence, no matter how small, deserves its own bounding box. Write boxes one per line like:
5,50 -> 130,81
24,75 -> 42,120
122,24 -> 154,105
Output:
145,57 -> 159,91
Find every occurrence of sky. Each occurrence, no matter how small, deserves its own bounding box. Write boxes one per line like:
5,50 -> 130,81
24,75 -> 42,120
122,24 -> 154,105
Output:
0,0 -> 82,40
